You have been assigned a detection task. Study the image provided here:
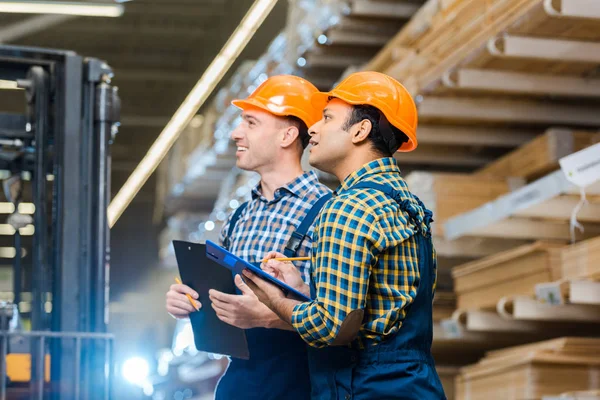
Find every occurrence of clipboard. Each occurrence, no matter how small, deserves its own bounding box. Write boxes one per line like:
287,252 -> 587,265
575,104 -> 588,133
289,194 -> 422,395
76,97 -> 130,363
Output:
173,240 -> 249,360
205,239 -> 312,302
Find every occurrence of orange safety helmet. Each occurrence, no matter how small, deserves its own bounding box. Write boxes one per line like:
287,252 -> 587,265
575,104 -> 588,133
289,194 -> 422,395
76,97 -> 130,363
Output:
312,71 -> 418,152
232,75 -> 322,128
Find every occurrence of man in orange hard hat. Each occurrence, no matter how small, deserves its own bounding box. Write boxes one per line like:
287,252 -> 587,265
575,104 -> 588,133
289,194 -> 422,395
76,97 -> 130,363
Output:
165,75 -> 332,399
244,71 -> 447,399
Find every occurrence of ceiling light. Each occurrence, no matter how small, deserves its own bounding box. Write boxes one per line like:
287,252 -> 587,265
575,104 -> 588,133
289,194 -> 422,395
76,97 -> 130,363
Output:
0,1 -> 124,17
107,0 -> 277,228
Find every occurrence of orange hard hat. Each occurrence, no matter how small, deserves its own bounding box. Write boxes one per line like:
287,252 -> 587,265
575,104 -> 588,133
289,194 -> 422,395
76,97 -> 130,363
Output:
312,71 -> 418,152
232,75 -> 322,128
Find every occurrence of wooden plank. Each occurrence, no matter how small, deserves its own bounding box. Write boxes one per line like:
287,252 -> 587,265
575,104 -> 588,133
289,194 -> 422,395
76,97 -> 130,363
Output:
513,196 -> 600,223
488,34 -> 600,63
406,171 -> 512,236
560,236 -> 600,280
470,218 -> 600,241
475,129 -> 600,181
395,146 -> 496,167
443,68 -> 600,97
349,0 -> 420,19
498,295 -> 600,322
417,125 -> 538,147
418,96 -> 600,126
433,236 -> 531,258
545,0 -> 600,19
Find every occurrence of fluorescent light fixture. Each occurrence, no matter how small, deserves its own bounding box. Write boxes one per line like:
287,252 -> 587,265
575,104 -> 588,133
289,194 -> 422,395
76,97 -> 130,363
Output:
0,1 -> 124,17
0,79 -> 23,90
0,247 -> 27,258
107,0 -> 277,228
0,224 -> 35,235
0,202 -> 35,214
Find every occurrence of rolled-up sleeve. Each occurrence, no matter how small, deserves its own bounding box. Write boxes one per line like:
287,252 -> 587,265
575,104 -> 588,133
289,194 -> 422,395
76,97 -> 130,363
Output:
291,197 -> 383,348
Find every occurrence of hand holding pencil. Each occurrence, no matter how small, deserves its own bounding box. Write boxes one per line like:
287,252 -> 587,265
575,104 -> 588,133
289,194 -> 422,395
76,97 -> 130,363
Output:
259,251 -> 310,298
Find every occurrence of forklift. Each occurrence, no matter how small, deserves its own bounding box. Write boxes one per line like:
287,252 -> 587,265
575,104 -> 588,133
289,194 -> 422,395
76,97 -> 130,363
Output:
0,46 -> 120,400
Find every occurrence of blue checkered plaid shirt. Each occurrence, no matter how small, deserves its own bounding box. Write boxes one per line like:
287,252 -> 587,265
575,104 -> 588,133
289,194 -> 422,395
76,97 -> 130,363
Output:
219,170 -> 331,284
291,158 -> 437,349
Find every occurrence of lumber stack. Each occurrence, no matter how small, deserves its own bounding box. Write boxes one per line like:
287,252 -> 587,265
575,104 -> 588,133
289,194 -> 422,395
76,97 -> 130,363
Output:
452,242 -> 564,310
367,0 -> 546,93
560,236 -> 600,281
455,338 -> 600,400
475,129 -> 600,181
405,172 -> 513,237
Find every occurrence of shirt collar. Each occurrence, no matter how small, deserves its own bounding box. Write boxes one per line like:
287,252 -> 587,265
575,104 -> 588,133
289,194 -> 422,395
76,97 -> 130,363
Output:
252,170 -> 320,202
336,157 -> 400,194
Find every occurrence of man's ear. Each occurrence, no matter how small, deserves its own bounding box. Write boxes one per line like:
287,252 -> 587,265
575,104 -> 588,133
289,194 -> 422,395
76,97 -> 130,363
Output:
351,119 -> 372,145
280,125 -> 300,148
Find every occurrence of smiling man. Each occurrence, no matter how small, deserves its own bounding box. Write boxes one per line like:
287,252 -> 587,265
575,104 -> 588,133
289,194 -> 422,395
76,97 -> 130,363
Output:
165,75 -> 331,400
245,71 -> 446,399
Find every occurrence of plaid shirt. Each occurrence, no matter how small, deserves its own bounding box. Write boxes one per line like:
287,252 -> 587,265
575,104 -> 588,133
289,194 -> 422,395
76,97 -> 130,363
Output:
219,170 -> 331,284
291,157 -> 437,349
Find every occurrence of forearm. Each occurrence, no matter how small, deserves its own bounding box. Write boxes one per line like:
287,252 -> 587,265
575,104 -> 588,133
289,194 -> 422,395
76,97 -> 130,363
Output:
270,297 -> 301,326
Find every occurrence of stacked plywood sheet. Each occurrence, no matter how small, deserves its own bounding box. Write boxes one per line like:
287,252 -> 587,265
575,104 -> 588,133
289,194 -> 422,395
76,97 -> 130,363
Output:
456,338 -> 600,400
452,242 -> 564,310
405,172 -> 513,236
560,236 -> 600,281
475,129 -> 600,181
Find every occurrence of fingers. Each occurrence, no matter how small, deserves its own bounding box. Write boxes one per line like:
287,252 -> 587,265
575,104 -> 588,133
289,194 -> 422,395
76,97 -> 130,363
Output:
166,298 -> 198,317
166,290 -> 201,309
263,250 -> 286,260
234,274 -> 254,295
208,289 -> 236,304
211,301 -> 233,319
169,283 -> 198,299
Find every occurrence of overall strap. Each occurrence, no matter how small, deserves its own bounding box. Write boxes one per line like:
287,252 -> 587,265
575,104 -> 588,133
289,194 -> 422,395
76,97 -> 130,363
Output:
222,201 -> 249,250
283,193 -> 332,257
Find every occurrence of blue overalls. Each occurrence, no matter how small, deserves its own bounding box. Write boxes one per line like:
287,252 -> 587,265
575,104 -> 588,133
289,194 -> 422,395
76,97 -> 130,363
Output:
306,181 -> 446,400
216,194 -> 332,400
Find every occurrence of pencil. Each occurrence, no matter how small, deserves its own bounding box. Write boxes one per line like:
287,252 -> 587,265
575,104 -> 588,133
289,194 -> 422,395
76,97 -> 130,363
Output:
175,277 -> 200,311
261,256 -> 311,263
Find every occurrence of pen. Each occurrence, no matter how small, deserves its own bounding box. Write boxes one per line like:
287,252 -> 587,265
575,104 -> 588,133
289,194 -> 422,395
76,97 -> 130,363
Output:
175,277 -> 200,311
261,256 -> 311,263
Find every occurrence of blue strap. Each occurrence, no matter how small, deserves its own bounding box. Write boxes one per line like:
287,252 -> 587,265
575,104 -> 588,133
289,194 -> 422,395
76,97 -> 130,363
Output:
283,193 -> 332,257
349,181 -> 400,200
222,201 -> 249,250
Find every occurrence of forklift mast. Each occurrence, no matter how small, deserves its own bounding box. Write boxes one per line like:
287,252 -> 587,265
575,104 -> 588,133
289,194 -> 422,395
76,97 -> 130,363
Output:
0,46 -> 120,400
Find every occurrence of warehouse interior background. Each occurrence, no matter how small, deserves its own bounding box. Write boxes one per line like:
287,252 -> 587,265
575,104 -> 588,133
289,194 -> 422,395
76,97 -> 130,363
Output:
0,0 -> 599,399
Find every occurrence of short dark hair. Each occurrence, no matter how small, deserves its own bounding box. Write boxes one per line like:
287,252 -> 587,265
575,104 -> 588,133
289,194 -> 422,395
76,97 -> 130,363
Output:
284,115 -> 310,149
342,104 -> 409,156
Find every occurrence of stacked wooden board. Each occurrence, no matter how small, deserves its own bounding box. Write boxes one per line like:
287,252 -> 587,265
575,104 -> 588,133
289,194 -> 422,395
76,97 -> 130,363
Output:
452,242 -> 564,310
405,172 -> 514,237
456,338 -> 600,400
475,129 -> 600,182
367,0 -> 600,97
561,236 -> 600,281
